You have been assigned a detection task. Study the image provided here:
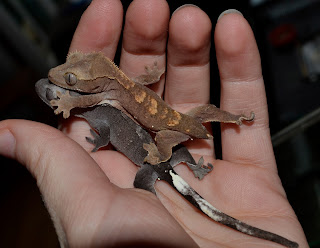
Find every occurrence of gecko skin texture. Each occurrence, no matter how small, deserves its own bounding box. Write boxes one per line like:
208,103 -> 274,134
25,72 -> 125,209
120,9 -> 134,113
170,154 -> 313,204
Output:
35,78 -> 299,248
48,52 -> 254,165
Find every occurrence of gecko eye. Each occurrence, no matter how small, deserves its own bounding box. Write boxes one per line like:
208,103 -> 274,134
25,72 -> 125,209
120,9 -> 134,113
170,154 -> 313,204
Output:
64,73 -> 77,86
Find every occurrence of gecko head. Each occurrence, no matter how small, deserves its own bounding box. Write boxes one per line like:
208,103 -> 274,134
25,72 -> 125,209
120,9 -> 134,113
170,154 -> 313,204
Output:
48,52 -> 114,93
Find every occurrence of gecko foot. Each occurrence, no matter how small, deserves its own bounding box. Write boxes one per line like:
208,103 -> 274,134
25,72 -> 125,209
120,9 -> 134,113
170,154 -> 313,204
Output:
143,143 -> 162,165
50,91 -> 72,118
186,157 -> 213,180
86,128 -> 110,152
132,61 -> 165,86
236,112 -> 255,125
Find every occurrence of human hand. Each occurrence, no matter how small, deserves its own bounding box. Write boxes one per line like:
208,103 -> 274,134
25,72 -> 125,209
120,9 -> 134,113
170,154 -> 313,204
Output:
0,0 -> 308,247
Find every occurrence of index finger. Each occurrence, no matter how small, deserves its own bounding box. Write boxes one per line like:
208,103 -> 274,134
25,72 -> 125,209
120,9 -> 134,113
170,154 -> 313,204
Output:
60,0 -> 124,149
69,0 -> 123,59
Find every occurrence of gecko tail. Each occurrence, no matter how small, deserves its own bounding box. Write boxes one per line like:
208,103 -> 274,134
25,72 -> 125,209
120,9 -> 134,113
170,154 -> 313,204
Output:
165,169 -> 298,248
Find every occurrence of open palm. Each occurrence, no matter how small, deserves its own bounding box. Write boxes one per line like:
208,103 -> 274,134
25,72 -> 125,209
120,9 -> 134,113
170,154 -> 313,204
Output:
0,0 -> 307,247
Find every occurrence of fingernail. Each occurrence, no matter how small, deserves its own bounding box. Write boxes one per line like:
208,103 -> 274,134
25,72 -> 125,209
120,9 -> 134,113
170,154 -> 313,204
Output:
0,129 -> 15,159
217,9 -> 243,22
172,4 -> 200,16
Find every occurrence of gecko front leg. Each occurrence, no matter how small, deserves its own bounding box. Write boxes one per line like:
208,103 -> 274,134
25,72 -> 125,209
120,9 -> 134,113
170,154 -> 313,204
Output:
50,91 -> 107,118
186,157 -> 213,180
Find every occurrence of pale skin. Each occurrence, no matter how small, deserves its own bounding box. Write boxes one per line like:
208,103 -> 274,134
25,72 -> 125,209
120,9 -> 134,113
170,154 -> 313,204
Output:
0,0 -> 308,247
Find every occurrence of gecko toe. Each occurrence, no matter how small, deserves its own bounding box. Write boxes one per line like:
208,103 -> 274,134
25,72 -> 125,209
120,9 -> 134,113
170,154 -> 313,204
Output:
206,163 -> 214,170
85,136 -> 94,145
63,111 -> 70,119
248,111 -> 255,121
56,91 -> 62,98
50,100 -> 57,106
85,136 -> 99,152
54,109 -> 61,115
197,156 -> 204,167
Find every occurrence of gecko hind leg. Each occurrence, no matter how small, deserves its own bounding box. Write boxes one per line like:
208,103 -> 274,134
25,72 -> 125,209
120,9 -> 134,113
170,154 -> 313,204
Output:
187,104 -> 254,125
170,146 -> 213,180
86,126 -> 110,152
143,130 -> 191,165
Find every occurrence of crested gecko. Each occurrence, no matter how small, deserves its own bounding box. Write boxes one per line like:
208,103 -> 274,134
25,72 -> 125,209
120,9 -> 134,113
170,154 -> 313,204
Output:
36,78 -> 299,248
35,78 -> 212,179
48,52 -> 254,165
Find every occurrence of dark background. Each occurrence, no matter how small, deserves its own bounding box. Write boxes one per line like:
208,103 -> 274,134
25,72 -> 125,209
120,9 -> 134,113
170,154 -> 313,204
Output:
0,0 -> 319,247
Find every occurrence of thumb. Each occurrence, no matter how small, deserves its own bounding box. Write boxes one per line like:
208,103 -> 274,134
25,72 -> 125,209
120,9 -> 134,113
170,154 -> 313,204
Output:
0,119 -> 114,245
0,119 -> 200,248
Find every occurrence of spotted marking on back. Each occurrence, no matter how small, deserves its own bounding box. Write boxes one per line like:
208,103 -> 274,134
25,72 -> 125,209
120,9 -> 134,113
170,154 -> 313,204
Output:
135,90 -> 147,103
167,110 -> 181,127
148,97 -> 158,115
160,108 -> 169,119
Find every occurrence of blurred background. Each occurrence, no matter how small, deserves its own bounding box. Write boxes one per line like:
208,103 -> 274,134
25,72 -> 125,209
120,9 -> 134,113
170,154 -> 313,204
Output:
0,0 -> 319,247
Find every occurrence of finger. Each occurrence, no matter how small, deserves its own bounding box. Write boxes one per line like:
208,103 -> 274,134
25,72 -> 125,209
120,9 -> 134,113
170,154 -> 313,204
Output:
166,5 -> 211,108
215,11 -> 275,170
62,0 -> 123,148
0,120 -> 114,243
165,5 -> 214,158
69,0 -> 123,58
0,120 -> 200,247
120,0 -> 169,94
